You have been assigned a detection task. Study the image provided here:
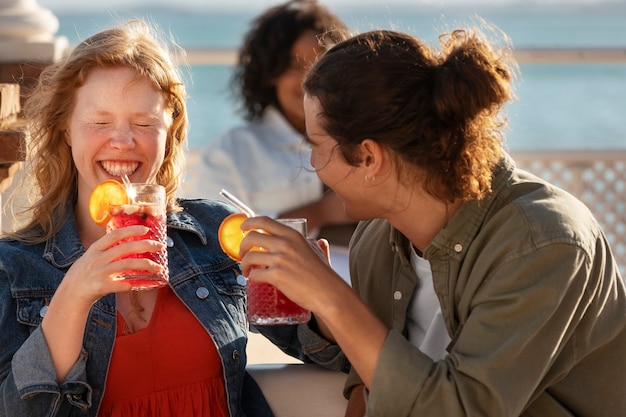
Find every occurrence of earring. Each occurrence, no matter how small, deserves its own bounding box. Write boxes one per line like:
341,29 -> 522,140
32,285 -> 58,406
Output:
365,175 -> 375,182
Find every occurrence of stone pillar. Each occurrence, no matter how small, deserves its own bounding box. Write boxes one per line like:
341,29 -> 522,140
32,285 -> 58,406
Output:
0,0 -> 67,60
0,0 -> 68,231
0,0 -> 69,102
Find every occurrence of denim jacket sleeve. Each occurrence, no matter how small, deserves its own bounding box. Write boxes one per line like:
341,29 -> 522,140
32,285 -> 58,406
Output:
8,327 -> 91,415
254,319 -> 350,373
1,279 -> 91,417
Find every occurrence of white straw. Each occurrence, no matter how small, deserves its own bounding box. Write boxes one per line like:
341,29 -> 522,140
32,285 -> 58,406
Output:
120,175 -> 137,203
220,189 -> 256,217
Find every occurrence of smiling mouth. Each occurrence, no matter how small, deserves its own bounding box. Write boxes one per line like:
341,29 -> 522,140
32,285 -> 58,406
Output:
100,161 -> 139,178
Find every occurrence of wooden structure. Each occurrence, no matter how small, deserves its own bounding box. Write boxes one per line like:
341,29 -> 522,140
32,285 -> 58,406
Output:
0,83 -> 24,194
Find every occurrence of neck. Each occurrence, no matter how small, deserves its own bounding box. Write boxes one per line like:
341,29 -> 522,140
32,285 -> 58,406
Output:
388,195 -> 460,254
75,201 -> 106,248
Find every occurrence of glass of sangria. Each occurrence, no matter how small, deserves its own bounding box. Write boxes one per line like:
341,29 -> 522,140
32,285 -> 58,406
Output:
90,180 -> 168,290
246,218 -> 311,325
217,204 -> 311,325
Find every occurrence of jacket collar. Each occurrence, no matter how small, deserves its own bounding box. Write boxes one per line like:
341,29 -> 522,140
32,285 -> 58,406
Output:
43,202 -> 209,267
424,152 -> 516,261
43,204 -> 86,268
384,153 -> 516,261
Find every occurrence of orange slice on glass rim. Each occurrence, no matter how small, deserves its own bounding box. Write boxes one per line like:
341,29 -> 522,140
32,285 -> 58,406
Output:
88,179 -> 130,226
218,212 -> 249,261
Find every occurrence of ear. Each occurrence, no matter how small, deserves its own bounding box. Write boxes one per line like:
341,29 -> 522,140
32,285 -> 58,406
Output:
359,139 -> 385,180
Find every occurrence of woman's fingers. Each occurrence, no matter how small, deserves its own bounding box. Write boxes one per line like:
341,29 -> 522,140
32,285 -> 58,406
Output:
238,217 -> 346,313
64,225 -> 166,303
313,238 -> 331,263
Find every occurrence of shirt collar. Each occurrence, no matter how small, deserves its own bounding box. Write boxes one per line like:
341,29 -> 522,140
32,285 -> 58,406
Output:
262,106 -> 306,150
425,153 -> 516,260
386,153 -> 516,261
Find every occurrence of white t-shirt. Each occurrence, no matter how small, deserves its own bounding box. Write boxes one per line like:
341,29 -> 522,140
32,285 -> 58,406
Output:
406,245 -> 452,361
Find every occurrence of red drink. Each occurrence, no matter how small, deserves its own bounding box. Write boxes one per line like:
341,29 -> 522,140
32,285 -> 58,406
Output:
246,218 -> 311,326
106,183 -> 168,290
247,281 -> 310,325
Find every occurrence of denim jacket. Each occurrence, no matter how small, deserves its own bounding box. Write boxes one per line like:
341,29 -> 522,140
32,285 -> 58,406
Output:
0,199 -> 270,417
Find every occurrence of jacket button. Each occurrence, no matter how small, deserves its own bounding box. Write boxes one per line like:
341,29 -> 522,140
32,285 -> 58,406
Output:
237,275 -> 247,286
393,291 -> 402,300
454,243 -> 463,253
232,350 -> 240,362
166,236 -> 174,247
39,305 -> 48,317
195,287 -> 210,299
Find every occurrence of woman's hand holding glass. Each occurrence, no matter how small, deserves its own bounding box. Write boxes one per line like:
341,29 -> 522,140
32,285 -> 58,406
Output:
61,226 -> 165,306
40,224 -> 165,383
239,216 -> 346,314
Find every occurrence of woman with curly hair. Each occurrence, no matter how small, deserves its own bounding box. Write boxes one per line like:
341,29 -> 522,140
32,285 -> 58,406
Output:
196,0 -> 355,274
0,20 -> 273,417
242,28 -> 626,416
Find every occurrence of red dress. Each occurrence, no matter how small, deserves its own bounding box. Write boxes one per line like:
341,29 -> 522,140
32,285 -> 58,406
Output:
99,286 -> 229,417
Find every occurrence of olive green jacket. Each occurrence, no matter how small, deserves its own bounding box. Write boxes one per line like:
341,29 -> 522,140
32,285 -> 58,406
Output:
348,154 -> 626,416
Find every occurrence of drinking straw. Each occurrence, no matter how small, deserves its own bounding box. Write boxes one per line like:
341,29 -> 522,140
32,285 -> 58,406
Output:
220,189 -> 256,217
121,174 -> 136,202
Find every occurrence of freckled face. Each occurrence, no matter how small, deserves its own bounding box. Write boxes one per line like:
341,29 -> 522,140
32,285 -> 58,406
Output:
65,66 -> 171,208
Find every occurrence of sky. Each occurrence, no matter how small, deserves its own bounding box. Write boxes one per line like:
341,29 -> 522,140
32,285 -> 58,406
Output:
38,0 -> 613,13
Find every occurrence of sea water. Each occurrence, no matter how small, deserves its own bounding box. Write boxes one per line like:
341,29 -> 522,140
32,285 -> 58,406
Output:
51,3 -> 626,151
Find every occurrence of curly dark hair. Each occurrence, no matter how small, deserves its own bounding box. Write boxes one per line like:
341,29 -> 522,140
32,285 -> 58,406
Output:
304,28 -> 518,203
233,0 -> 347,122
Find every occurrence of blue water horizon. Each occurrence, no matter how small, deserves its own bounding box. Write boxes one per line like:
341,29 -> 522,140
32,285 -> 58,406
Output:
51,3 -> 626,151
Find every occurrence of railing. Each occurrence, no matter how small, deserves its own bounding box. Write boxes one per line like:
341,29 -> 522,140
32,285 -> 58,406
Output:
178,46 -> 626,65
512,150 -> 626,275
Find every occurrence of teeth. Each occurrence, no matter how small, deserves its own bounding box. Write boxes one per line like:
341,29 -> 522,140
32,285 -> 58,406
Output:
101,161 -> 139,177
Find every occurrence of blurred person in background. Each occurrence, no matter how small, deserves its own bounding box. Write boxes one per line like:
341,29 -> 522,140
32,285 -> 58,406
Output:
195,0 -> 356,280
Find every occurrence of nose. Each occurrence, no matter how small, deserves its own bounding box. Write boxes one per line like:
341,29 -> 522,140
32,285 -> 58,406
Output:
109,123 -> 135,150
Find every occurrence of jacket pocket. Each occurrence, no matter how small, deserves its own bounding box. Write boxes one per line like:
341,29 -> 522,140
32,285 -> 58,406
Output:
14,291 -> 55,327
210,266 -> 246,298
